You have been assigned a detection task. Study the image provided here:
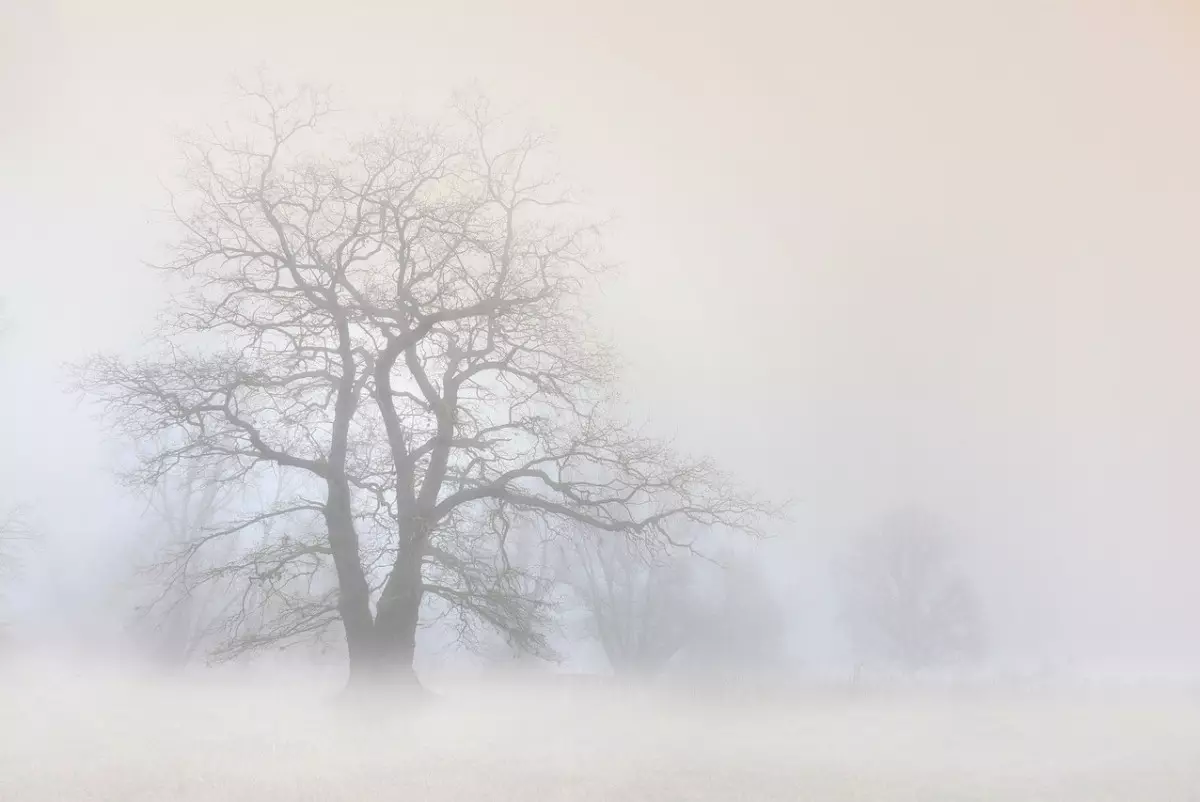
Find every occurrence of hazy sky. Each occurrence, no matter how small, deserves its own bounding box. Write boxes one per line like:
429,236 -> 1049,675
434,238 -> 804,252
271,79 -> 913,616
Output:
3,0 -> 1200,671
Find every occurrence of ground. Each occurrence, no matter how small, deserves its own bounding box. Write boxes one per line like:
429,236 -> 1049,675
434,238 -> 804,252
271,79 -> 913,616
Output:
1,663 -> 1197,800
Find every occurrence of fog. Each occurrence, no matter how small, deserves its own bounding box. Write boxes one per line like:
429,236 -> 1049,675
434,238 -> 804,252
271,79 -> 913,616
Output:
2,0 -> 1200,797
5,662 -> 1200,800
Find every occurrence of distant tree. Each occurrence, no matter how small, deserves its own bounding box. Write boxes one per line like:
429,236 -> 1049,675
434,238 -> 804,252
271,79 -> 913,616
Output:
125,461 -> 242,668
836,507 -> 985,675
0,507 -> 31,633
0,508 -> 25,577
678,554 -> 786,678
79,81 -> 772,691
450,521 -> 561,671
556,527 -> 699,676
0,317 -> 32,637
557,528 -> 786,679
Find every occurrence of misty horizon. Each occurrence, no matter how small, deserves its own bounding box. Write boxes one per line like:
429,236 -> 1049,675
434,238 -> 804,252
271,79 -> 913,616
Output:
2,1 -> 1200,798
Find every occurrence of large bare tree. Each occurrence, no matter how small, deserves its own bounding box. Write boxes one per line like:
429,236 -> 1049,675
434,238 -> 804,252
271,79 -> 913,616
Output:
81,83 -> 770,690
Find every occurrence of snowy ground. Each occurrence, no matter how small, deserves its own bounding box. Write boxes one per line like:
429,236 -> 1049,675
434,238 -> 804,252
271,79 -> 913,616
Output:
1,664 -> 1198,801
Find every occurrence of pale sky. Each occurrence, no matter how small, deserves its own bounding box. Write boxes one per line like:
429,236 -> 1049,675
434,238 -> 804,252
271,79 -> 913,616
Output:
3,0 -> 1200,671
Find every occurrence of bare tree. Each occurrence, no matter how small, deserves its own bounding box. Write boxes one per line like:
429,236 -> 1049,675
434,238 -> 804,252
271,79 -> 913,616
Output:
0,508 -> 26,578
558,532 -> 786,680
836,507 -> 985,675
676,553 -> 786,679
124,460 -> 246,668
80,81 -> 772,691
0,314 -> 24,639
556,528 -> 698,676
0,506 -> 32,638
475,523 -> 561,672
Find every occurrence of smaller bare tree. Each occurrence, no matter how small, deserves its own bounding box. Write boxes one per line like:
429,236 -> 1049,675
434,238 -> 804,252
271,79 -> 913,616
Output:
0,508 -> 26,570
676,554 -> 786,678
472,522 -> 561,672
556,527 -> 700,677
0,506 -> 33,641
0,317 -> 29,628
837,507 -> 985,676
125,461 -> 246,668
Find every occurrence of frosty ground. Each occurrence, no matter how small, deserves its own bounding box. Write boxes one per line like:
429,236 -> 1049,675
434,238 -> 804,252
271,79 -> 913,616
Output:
1,663 -> 1197,801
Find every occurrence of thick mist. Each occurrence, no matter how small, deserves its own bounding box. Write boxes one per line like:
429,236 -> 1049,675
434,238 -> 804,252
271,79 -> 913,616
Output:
3,0 -> 1200,798
4,663 -> 1200,800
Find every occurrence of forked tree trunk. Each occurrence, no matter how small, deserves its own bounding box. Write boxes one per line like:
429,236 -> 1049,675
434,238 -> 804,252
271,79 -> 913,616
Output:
343,534 -> 427,696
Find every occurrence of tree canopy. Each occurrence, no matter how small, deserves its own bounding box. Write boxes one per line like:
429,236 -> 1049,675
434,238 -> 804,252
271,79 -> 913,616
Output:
80,83 -> 772,687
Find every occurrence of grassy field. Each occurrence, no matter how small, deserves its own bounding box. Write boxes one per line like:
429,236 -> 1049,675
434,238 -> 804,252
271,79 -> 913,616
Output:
1,665 -> 1198,800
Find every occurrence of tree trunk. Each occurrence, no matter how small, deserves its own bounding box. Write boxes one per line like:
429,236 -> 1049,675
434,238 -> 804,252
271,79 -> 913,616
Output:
371,535 -> 424,668
342,530 -> 426,695
323,486 -> 377,685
